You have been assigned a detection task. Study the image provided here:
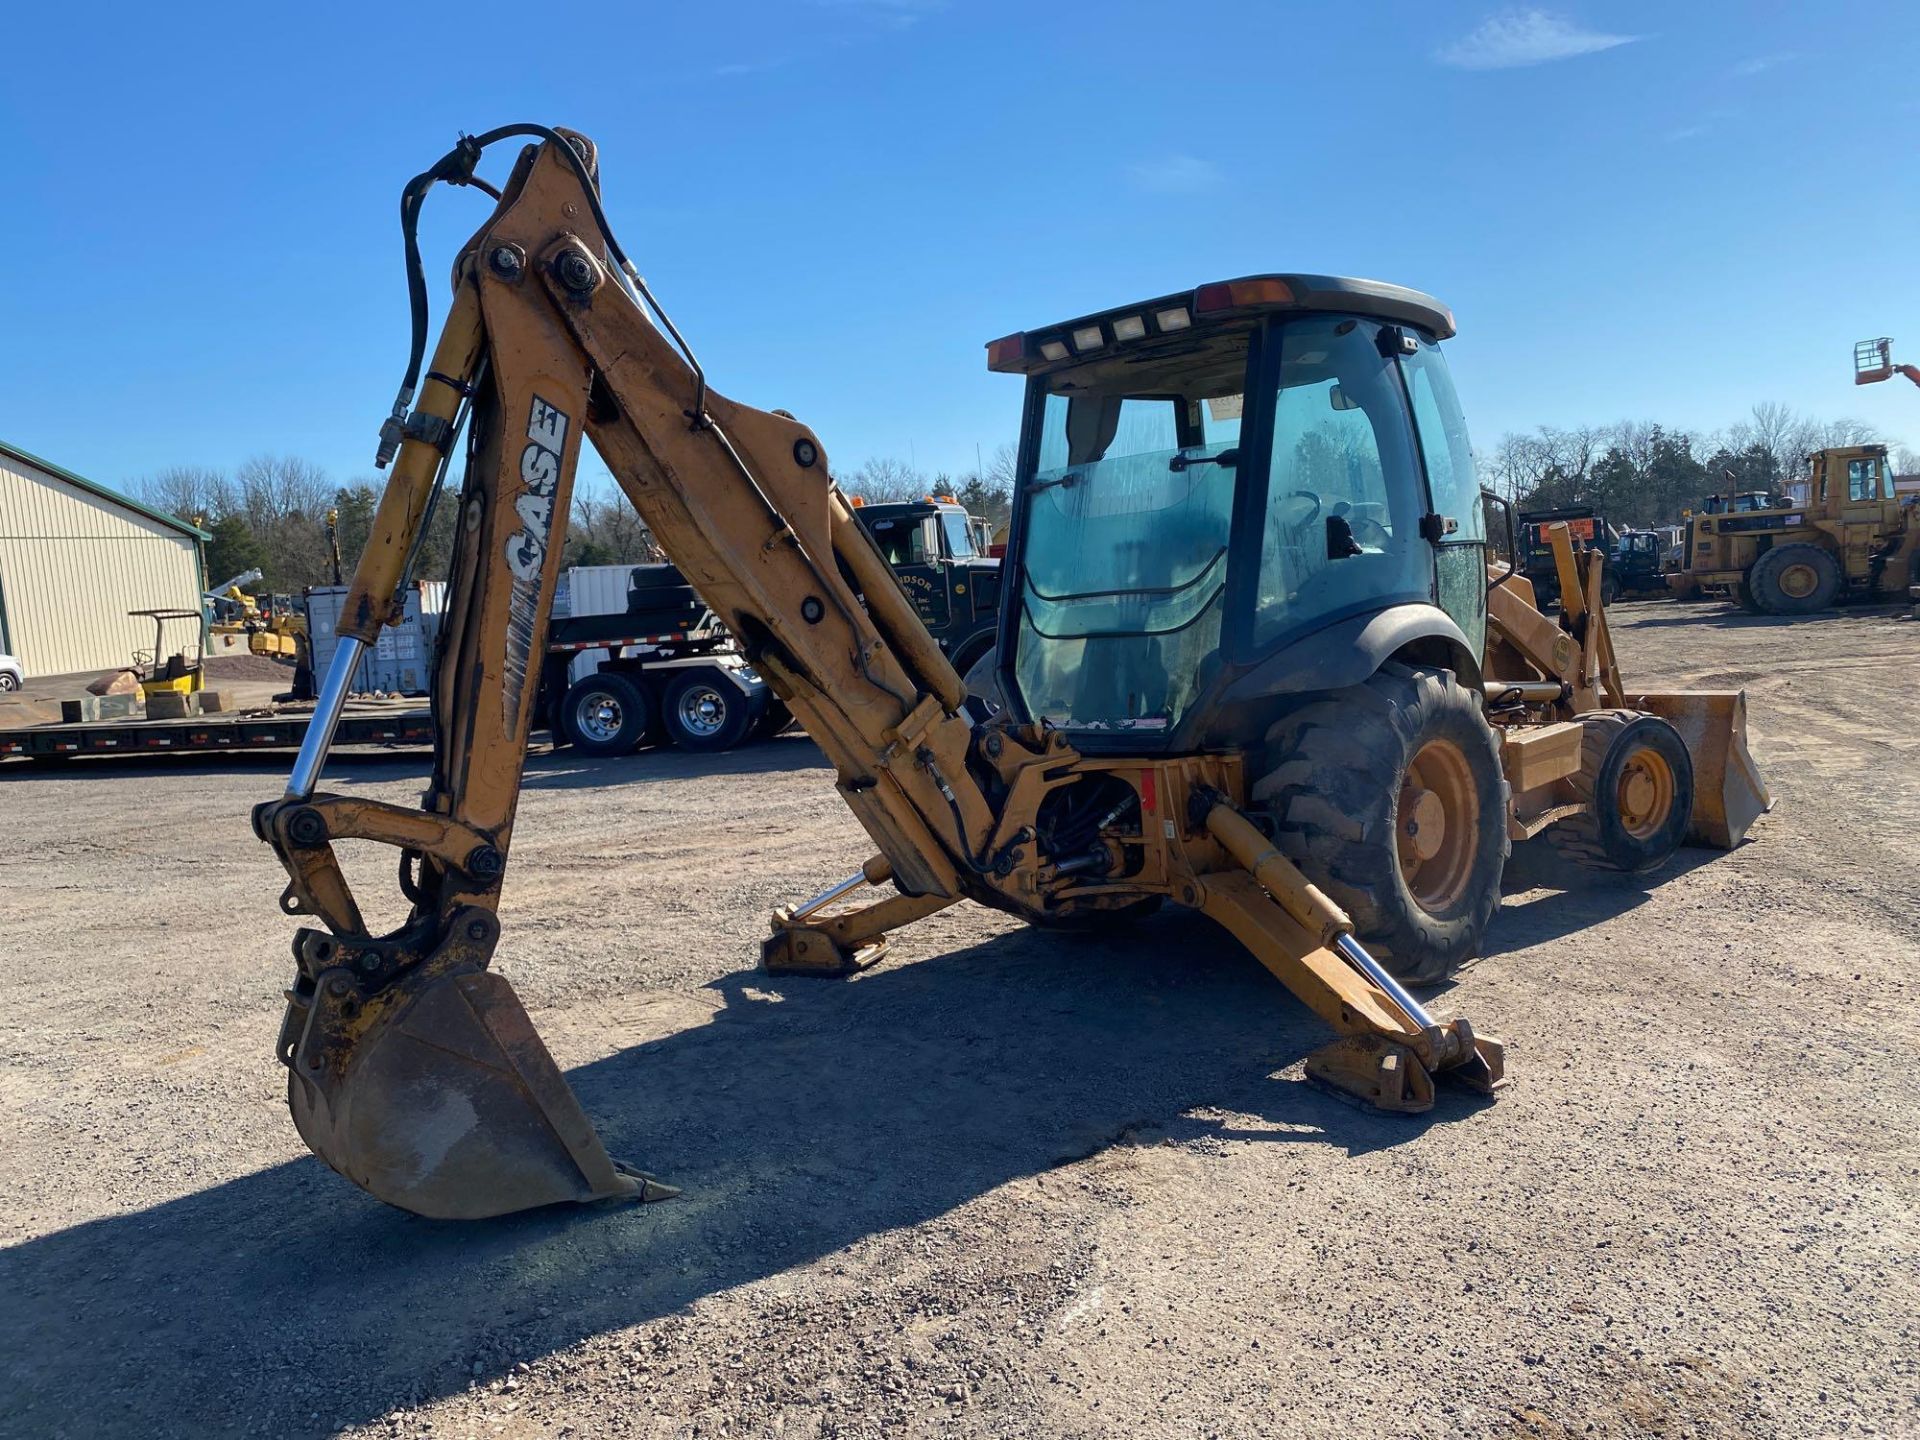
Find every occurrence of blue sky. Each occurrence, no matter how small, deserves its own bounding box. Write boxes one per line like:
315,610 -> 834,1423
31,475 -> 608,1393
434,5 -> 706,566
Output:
1,1 -> 1913,502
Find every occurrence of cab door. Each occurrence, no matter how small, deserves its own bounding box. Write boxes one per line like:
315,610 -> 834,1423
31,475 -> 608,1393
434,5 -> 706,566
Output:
1399,335 -> 1487,654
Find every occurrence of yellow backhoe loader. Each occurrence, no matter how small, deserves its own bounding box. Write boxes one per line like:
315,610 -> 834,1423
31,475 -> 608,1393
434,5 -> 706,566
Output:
250,129 -> 1766,1221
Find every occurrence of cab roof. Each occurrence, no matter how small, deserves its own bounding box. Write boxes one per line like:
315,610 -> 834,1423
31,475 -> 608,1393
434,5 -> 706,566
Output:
984,274 -> 1456,376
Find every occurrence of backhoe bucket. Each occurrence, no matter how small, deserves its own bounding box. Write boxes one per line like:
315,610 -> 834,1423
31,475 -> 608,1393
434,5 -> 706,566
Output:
1628,690 -> 1772,848
286,963 -> 672,1219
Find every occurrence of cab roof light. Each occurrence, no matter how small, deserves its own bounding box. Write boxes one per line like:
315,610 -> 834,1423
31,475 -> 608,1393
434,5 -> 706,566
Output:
1039,339 -> 1070,362
1154,306 -> 1191,332
1072,324 -> 1105,352
1194,277 -> 1295,313
1112,315 -> 1147,342
985,332 -> 1026,372
848,494 -> 866,507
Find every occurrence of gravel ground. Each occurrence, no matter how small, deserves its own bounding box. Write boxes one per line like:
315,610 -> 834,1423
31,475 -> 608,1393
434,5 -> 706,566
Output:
1,601 -> 1916,1440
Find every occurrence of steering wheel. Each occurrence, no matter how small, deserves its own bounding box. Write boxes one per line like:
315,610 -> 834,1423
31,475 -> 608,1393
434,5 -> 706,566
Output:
1347,516 -> 1391,547
1273,489 -> 1321,530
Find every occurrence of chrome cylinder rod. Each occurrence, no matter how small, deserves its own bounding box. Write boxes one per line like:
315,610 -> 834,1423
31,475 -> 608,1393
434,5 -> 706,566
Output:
790,868 -> 872,921
285,637 -> 365,800
1333,932 -> 1436,1031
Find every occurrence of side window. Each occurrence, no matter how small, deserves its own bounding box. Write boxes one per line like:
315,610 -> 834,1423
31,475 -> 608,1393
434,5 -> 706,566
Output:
1848,458 -> 1875,501
1402,339 -> 1485,543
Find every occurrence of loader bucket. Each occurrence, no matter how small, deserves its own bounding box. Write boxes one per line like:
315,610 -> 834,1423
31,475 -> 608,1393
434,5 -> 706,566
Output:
1628,690 -> 1772,849
286,964 -> 673,1219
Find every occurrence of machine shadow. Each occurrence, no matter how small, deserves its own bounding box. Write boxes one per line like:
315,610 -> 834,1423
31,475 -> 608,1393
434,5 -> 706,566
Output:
1485,838 -> 1721,955
0,911 -> 1453,1440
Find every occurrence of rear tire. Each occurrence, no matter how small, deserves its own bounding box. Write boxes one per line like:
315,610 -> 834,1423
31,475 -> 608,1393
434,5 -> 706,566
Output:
1734,577 -> 1764,614
1600,573 -> 1620,607
560,672 -> 653,756
1253,663 -> 1509,984
661,670 -> 756,752
1749,544 -> 1841,615
0,671 -> 17,692
1545,711 -> 1694,873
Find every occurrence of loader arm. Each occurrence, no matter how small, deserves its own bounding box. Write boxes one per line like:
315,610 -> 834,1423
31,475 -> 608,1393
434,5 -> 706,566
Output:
253,130 -> 1501,1220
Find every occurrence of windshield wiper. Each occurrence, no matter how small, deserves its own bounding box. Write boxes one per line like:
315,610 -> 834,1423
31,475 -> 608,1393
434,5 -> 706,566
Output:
1169,448 -> 1238,473
1025,470 -> 1086,494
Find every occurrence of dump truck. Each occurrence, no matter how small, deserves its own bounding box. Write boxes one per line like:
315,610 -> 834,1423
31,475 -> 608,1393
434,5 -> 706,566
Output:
248,127 -> 1766,1220
1516,505 -> 1616,607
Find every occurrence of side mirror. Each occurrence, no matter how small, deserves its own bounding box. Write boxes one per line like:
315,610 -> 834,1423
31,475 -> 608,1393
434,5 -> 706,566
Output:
1328,385 -> 1359,412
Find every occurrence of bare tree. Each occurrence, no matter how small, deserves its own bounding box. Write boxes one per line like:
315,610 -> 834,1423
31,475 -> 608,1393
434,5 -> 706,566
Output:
139,466 -> 234,527
841,456 -> 926,502
564,486 -> 661,567
235,455 -> 335,590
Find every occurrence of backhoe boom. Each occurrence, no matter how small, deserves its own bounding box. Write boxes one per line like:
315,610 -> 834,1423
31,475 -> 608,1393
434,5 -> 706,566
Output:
254,130 -> 1501,1219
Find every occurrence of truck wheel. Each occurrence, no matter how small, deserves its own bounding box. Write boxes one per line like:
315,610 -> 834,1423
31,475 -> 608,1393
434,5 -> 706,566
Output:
1600,573 -> 1620,607
1252,663 -> 1508,984
754,698 -> 794,740
1546,712 -> 1694,873
1749,544 -> 1840,615
662,670 -> 755,752
560,673 -> 654,756
1734,577 -> 1764,614
0,671 -> 17,692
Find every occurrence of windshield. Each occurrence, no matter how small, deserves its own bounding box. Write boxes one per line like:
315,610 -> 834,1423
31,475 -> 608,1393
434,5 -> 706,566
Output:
939,509 -> 977,557
1013,344 -> 1247,733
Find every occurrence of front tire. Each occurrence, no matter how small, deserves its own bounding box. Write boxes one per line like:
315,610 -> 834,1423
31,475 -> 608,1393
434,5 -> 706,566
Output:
560,672 -> 653,756
1545,711 -> 1693,873
1749,543 -> 1841,615
1252,663 -> 1508,984
661,670 -> 756,752
0,671 -> 18,692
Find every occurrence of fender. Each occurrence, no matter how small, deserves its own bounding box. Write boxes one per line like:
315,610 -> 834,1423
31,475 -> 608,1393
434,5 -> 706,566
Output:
1218,602 -> 1483,705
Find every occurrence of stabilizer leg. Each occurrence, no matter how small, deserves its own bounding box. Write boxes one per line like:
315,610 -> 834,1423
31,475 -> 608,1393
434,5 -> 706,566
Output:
1198,802 -> 1505,1113
763,857 -> 955,976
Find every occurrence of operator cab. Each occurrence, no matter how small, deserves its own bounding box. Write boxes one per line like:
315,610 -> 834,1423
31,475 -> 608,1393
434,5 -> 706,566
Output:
986,274 -> 1486,751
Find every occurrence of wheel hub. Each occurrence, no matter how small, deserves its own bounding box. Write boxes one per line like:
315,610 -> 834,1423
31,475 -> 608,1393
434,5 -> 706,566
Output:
1779,563 -> 1818,599
1396,739 -> 1479,915
679,687 -> 726,736
1615,748 -> 1676,839
579,693 -> 624,742
1400,787 -> 1446,862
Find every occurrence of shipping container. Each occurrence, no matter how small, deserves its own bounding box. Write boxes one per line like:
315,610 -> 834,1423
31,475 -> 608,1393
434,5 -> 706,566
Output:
306,581 -> 446,695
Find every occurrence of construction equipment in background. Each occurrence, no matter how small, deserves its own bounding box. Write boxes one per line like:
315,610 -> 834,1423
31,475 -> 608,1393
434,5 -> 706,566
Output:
1610,527 -> 1671,599
1854,337 -> 1920,390
1671,444 -> 1918,614
1515,505 -> 1617,608
249,128 -> 1766,1221
129,609 -> 205,702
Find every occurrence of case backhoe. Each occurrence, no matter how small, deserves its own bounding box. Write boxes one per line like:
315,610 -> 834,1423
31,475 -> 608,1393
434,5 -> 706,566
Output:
253,129 -> 1760,1220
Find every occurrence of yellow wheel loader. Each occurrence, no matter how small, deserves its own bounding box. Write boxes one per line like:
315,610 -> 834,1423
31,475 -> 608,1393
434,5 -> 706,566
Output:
251,129 -> 1768,1221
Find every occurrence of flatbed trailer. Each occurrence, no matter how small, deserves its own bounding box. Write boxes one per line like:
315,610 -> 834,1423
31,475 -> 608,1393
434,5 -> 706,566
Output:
0,701 -> 433,762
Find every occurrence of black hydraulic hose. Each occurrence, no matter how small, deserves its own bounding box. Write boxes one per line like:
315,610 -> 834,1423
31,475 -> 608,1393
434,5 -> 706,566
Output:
383,124 -> 714,466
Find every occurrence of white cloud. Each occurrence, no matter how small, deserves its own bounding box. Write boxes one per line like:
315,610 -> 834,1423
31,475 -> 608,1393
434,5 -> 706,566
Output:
1436,9 -> 1640,70
1127,154 -> 1223,194
813,0 -> 948,29
1730,52 -> 1795,77
713,57 -> 789,77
